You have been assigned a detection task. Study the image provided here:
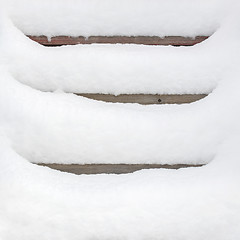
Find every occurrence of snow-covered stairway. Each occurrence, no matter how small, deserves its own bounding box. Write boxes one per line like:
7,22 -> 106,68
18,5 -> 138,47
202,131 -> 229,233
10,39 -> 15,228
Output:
25,35 -> 209,105
28,35 -> 208,173
2,2 -> 240,238
1,2 -> 219,173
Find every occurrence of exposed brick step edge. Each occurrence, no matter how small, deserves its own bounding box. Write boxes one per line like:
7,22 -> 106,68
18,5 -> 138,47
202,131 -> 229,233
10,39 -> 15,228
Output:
28,35 -> 209,46
75,93 -> 207,105
37,163 -> 204,175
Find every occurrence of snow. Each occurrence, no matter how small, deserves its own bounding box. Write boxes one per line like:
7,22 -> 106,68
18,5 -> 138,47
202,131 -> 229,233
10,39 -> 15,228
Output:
0,70 -> 217,164
0,19 -> 228,95
0,0 -> 233,38
0,2 -> 240,239
0,133 -> 240,239
0,14 -> 238,165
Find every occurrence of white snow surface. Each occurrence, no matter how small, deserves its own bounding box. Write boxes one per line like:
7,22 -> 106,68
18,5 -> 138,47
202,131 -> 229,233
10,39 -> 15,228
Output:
0,139 -> 240,240
0,4 -> 240,240
0,18 -> 231,95
0,0 -> 234,37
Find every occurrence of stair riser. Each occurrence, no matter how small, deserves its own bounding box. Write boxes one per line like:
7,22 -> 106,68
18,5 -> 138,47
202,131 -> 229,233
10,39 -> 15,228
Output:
37,163 -> 204,175
28,35 -> 209,46
76,93 -> 207,105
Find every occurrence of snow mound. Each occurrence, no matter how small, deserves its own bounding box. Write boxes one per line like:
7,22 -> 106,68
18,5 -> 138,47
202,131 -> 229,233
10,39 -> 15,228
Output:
0,0 -> 234,38
0,18 -> 233,95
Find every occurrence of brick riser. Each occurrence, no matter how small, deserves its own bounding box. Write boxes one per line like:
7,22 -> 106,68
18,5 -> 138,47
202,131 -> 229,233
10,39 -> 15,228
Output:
76,93 -> 207,105
37,163 -> 204,175
28,35 -> 209,46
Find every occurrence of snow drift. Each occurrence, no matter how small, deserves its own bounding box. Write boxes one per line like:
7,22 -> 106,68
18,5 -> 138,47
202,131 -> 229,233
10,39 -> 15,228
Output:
0,0 -> 233,38
0,3 -> 240,239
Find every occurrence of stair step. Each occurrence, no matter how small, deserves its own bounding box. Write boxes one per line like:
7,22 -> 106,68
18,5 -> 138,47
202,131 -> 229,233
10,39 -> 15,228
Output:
37,163 -> 204,175
28,35 -> 209,46
76,93 -> 207,105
